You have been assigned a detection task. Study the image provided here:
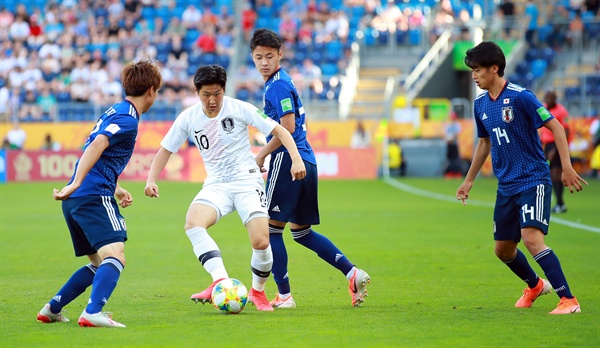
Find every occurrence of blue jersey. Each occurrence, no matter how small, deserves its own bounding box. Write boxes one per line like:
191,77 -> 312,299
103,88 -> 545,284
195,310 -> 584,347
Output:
263,68 -> 316,165
69,100 -> 140,198
474,82 -> 552,196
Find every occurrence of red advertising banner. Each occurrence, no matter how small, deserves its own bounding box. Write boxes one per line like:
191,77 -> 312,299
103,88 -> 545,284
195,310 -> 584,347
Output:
5,147 -> 377,182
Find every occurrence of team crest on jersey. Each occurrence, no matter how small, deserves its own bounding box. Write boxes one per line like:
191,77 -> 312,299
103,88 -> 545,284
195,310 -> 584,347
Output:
501,107 -> 514,123
221,117 -> 235,133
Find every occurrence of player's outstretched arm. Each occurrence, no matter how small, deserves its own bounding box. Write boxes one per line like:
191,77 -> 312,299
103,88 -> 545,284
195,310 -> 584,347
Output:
456,137 -> 491,205
270,124 -> 306,181
53,135 -> 109,200
544,118 -> 588,192
144,147 -> 173,198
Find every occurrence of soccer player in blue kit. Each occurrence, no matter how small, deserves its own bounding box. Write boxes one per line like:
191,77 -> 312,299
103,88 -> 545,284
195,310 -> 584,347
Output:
456,41 -> 587,314
250,28 -> 370,308
36,59 -> 163,327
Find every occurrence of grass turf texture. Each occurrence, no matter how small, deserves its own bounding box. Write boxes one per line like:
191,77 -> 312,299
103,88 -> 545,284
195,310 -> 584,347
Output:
1,178 -> 598,347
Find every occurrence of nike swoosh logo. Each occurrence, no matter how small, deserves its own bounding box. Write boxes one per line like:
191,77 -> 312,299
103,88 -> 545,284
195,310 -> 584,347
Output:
194,130 -> 202,134
572,306 -> 580,313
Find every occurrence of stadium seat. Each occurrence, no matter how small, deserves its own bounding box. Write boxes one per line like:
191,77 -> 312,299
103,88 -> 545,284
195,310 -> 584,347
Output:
408,29 -> 421,45
525,48 -> 539,62
321,64 -> 338,76
530,59 -> 548,79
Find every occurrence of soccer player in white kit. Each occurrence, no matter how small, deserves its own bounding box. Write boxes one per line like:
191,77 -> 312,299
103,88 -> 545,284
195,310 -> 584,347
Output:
144,65 -> 306,311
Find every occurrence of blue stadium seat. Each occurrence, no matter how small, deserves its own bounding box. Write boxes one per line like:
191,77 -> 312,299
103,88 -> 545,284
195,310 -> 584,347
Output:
516,61 -> 529,76
216,54 -> 230,69
236,88 -> 250,101
408,29 -> 421,45
378,30 -> 389,45
141,7 -> 155,20
530,59 -> 547,79
525,48 -> 539,62
321,64 -> 338,76
201,53 -> 217,65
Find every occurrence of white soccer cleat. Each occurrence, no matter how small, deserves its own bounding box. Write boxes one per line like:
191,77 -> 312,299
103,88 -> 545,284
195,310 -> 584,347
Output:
78,310 -> 126,328
37,303 -> 69,323
348,268 -> 371,307
270,293 -> 297,308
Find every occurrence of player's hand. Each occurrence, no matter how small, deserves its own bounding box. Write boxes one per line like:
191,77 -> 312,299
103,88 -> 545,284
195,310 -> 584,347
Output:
561,167 -> 588,193
144,182 -> 160,198
255,155 -> 267,173
53,184 -> 78,200
115,186 -> 133,208
290,160 -> 306,181
456,181 -> 473,206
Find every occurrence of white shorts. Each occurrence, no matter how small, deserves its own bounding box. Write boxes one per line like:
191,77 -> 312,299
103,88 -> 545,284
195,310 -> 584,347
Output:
192,175 -> 268,225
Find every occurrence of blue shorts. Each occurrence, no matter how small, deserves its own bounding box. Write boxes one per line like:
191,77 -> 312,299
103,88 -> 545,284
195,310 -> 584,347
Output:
266,152 -> 320,225
62,196 -> 128,257
493,184 -> 551,242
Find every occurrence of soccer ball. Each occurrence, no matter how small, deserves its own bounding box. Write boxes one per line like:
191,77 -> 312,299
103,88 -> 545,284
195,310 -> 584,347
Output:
211,278 -> 248,314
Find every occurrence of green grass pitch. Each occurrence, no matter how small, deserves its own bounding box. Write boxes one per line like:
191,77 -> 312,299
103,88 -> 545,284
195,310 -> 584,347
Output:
1,178 -> 598,347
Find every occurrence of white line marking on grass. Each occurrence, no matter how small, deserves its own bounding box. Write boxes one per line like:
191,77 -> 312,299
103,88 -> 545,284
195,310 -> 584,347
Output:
385,178 -> 600,234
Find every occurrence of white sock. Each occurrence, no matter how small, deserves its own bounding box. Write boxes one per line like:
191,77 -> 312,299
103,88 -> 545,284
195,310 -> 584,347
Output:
250,245 -> 272,291
186,227 -> 228,281
345,267 -> 357,280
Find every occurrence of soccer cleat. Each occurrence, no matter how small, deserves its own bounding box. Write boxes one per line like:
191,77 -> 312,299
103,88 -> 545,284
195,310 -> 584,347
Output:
270,293 -> 296,308
348,268 -> 371,307
551,205 -> 568,214
191,278 -> 226,304
248,288 -> 274,311
515,278 -> 552,308
78,310 -> 126,328
37,303 -> 69,323
549,297 -> 581,314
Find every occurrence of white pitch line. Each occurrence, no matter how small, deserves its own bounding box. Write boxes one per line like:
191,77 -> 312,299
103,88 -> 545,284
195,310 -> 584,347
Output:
385,178 -> 600,234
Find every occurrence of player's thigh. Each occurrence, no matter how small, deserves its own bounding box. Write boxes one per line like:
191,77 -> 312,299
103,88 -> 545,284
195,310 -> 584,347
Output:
62,199 -> 96,257
188,184 -> 234,228
68,196 -> 128,256
233,176 -> 269,226
290,161 -> 320,225
266,152 -> 302,222
517,184 -> 551,235
493,193 -> 521,243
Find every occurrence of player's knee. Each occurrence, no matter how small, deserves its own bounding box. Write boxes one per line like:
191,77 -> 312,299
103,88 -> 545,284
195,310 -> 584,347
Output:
494,246 -> 515,261
291,226 -> 311,241
251,238 -> 270,250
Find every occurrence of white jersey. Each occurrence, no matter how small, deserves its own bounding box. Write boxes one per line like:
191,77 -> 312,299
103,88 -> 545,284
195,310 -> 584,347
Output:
161,96 -> 278,185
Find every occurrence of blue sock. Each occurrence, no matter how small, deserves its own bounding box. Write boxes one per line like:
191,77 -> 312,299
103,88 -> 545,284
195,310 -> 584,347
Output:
49,264 -> 97,314
269,225 -> 291,295
534,248 -> 573,298
292,227 -> 354,276
85,257 -> 124,314
503,249 -> 539,288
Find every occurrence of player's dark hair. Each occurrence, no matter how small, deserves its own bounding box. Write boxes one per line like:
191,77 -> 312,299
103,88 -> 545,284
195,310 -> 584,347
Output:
193,64 -> 227,91
249,28 -> 282,51
121,59 -> 162,97
464,41 -> 506,77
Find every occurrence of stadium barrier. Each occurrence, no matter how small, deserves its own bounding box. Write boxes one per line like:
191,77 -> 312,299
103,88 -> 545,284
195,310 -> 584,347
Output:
4,147 -> 378,183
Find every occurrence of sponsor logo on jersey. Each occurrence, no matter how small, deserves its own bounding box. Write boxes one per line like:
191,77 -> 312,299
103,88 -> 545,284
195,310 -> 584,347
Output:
536,107 -> 552,121
221,117 -> 234,133
501,107 -> 514,123
280,98 -> 293,113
